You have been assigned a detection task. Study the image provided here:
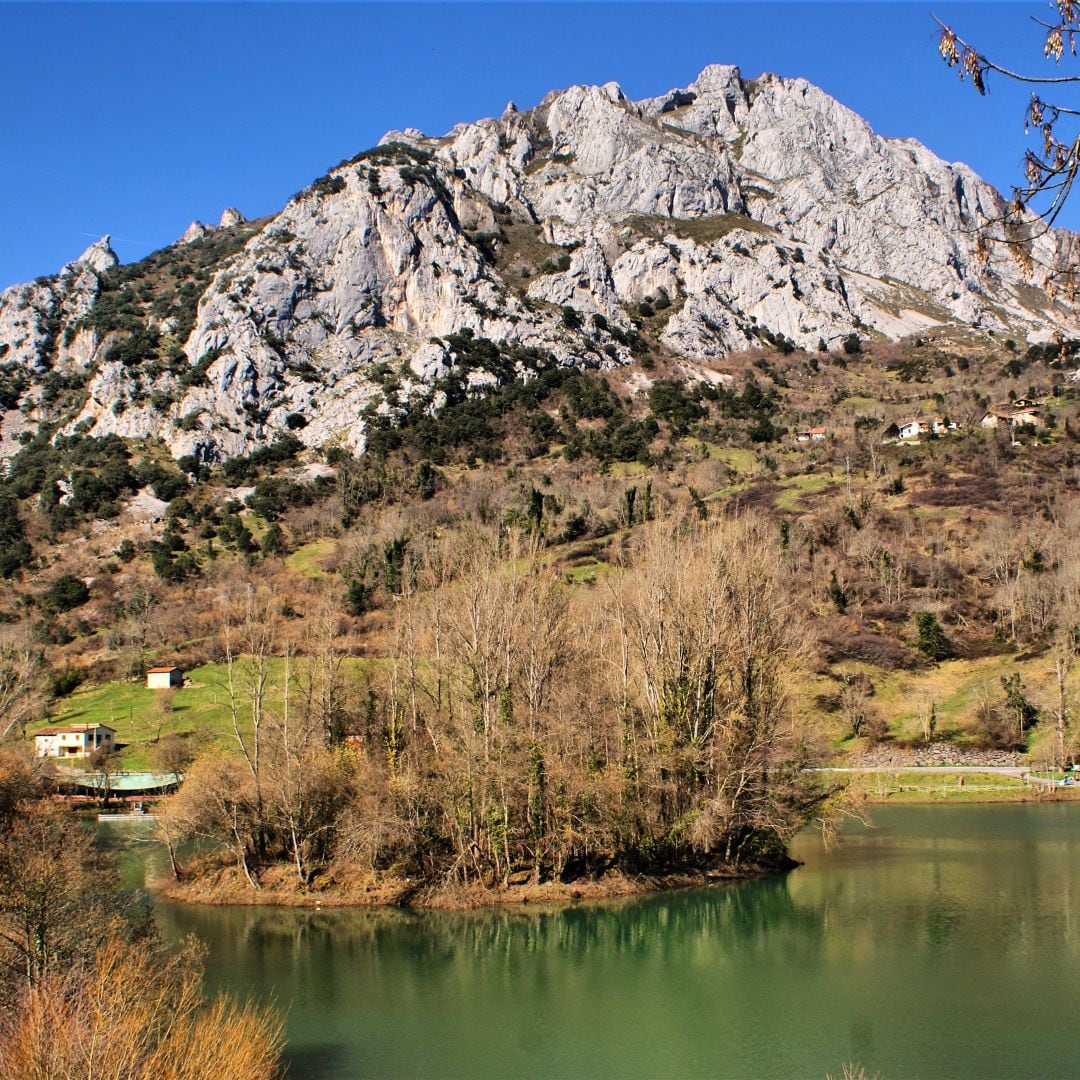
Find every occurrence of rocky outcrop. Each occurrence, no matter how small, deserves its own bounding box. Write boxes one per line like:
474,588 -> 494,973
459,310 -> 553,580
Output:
180,208 -> 246,245
180,221 -> 209,244
853,742 -> 1026,767
0,236 -> 117,377
3,65 -> 1078,462
218,207 -> 245,229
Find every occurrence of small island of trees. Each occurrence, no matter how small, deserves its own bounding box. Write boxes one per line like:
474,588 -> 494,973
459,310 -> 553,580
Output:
158,513 -> 836,904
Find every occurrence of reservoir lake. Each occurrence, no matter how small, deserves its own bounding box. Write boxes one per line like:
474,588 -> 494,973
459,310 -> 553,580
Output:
111,803 -> 1080,1079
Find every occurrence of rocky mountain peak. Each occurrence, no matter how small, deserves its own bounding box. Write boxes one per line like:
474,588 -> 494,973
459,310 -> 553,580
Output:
180,221 -> 208,244
218,207 -> 245,229
2,64 -> 1078,465
180,210 -> 247,245
689,63 -> 744,93
64,236 -> 118,276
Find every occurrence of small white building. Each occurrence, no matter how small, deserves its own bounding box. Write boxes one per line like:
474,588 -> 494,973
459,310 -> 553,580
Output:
796,427 -> 827,443
146,666 -> 183,689
897,418 -> 929,440
34,724 -> 116,759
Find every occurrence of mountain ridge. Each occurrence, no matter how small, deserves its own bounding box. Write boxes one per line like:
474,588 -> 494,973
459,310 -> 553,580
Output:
2,63 -> 1077,464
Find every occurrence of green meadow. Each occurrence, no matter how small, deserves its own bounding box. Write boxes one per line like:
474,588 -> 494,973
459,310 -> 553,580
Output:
33,658 -> 366,770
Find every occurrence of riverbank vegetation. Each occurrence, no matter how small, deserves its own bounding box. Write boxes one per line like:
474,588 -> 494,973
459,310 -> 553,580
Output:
156,513 -> 837,902
0,750 -> 284,1077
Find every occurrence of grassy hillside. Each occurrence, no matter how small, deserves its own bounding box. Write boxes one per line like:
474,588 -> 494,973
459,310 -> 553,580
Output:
33,659 -> 368,769
4,329 -> 1080,772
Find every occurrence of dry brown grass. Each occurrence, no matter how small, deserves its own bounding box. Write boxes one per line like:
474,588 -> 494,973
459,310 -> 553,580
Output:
0,938 -> 283,1080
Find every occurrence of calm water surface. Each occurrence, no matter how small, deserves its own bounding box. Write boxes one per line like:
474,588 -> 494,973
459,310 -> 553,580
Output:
113,804 -> 1080,1078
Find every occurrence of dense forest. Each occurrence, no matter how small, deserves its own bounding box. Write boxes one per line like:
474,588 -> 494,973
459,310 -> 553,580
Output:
161,514 -> 830,898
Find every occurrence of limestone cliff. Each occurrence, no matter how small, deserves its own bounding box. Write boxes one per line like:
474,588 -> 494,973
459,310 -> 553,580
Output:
2,64 -> 1076,462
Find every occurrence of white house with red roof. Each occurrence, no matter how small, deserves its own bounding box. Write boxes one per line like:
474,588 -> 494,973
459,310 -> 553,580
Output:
34,724 -> 116,759
146,666 -> 184,689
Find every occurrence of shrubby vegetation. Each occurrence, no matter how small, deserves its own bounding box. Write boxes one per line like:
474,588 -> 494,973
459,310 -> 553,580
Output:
76,223 -> 259,353
0,751 -> 282,1077
343,332 -> 787,529
0,492 -> 33,578
45,574 -> 89,613
0,362 -> 29,410
219,435 -> 304,483
1,431 -> 143,540
0,431 -> 199,558
3,330 -> 1080,912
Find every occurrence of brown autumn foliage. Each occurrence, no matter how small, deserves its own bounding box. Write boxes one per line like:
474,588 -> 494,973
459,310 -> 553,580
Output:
0,937 -> 283,1080
0,757 -> 285,1078
163,512 -> 832,895
0,747 -> 38,825
0,798 -> 137,998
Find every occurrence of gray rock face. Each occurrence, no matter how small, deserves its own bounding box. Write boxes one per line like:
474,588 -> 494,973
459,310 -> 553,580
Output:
0,236 -> 117,379
3,66 -> 1078,462
218,207 -> 245,229
180,221 -> 209,244
65,237 -> 118,276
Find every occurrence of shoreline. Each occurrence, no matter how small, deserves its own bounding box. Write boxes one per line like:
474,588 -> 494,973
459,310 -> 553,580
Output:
862,791 -> 1075,805
144,792 -> 1080,912
152,859 -> 790,912
854,778 -> 1080,806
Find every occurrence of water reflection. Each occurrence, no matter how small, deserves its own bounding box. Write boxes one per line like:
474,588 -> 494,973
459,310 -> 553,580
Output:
113,805 -> 1080,1079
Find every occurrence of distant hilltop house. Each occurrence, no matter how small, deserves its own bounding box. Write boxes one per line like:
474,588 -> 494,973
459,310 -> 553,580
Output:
980,407 -> 1044,430
897,418 -> 929,440
35,723 -> 116,759
897,417 -> 956,440
146,666 -> 183,689
796,427 -> 827,443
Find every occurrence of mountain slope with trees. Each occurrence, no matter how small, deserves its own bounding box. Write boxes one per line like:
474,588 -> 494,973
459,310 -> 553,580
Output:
2,64 -> 1080,904
3,64 -> 1079,467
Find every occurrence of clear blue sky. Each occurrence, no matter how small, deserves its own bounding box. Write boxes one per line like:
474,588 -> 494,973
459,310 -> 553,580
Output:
1,2 -> 1072,289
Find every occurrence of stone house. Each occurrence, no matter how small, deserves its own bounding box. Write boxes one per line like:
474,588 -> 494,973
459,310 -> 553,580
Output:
980,408 -> 1043,430
1009,408 -> 1043,428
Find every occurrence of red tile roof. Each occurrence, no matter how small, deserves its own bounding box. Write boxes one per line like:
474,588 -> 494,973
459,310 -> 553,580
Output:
35,724 -> 115,736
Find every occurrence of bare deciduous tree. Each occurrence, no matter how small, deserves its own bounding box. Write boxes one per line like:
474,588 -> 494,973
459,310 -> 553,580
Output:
936,4 -> 1080,292
0,623 -> 45,740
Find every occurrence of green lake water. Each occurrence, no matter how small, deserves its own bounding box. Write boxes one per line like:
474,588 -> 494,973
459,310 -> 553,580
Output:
109,803 -> 1080,1078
